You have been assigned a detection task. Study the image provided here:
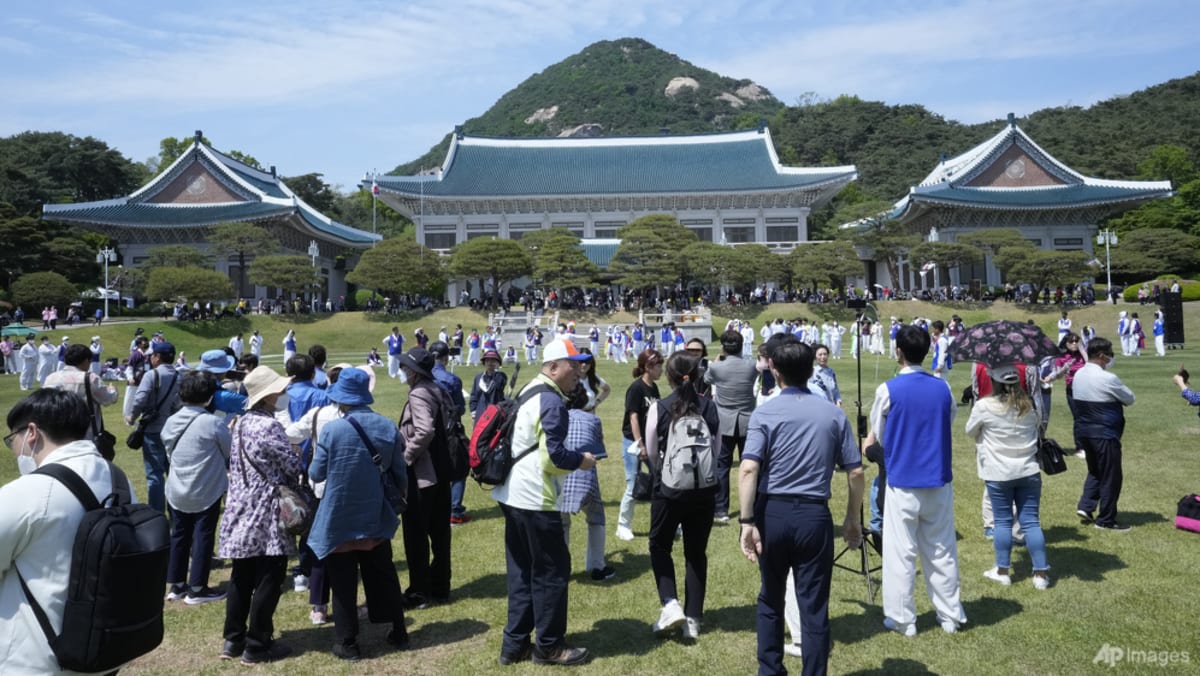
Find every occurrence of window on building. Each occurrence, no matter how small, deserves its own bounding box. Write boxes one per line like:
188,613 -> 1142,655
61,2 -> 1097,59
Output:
593,229 -> 618,239
425,232 -> 457,249
680,218 -> 714,226
691,227 -> 712,242
724,227 -> 756,243
1054,238 -> 1083,247
765,217 -> 800,224
722,217 -> 756,225
766,225 -> 799,242
466,231 -> 497,240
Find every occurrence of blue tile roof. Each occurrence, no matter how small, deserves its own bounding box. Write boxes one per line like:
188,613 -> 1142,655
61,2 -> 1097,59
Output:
581,241 -> 619,269
44,201 -> 294,227
910,183 -> 1173,209
374,131 -> 855,197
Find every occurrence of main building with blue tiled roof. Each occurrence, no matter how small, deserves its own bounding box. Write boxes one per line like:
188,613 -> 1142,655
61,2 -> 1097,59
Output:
43,131 -> 379,302
368,126 -> 857,253
847,115 -> 1172,290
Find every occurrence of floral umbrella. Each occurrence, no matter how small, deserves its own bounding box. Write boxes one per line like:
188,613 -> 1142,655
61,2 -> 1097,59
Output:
949,319 -> 1060,367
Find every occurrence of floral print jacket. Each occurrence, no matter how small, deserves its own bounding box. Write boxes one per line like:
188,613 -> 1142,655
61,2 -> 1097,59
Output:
218,410 -> 302,559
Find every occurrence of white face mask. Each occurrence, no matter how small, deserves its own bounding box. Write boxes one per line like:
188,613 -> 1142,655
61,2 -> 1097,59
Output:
274,393 -> 290,412
1103,355 -> 1116,370
16,432 -> 37,475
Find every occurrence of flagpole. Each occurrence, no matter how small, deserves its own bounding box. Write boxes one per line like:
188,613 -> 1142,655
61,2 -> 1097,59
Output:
371,170 -> 378,247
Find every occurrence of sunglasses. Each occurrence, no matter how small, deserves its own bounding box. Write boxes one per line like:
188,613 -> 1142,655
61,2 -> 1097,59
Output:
3,430 -> 19,450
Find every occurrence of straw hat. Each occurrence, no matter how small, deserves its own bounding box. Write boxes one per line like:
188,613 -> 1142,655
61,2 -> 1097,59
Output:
243,366 -> 291,409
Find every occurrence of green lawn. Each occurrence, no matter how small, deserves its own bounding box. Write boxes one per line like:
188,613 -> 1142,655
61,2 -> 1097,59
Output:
3,300 -> 1197,674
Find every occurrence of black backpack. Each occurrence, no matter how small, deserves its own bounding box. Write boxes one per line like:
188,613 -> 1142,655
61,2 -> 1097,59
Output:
16,462 -> 170,673
436,392 -> 472,483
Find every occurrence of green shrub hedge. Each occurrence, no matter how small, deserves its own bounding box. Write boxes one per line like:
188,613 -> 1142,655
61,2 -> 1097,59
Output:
1121,279 -> 1200,302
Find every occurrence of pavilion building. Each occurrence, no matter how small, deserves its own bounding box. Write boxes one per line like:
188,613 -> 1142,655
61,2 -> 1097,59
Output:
864,114 -> 1173,291
368,125 -> 857,257
42,131 -> 379,302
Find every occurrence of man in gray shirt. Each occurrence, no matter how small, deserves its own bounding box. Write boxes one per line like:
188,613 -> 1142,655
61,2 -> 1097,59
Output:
738,337 -> 863,674
704,330 -> 760,522
127,340 -> 182,513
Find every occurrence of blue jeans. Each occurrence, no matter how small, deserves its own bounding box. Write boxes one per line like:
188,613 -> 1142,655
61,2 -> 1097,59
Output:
142,432 -> 169,514
450,479 -> 467,518
618,438 -> 638,529
868,476 -> 883,533
985,475 -> 1048,571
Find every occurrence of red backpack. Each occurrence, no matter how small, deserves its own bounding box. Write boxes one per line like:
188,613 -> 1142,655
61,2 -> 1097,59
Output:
469,384 -> 550,486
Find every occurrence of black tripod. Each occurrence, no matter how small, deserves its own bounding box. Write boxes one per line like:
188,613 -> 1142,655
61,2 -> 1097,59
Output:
832,302 -> 882,603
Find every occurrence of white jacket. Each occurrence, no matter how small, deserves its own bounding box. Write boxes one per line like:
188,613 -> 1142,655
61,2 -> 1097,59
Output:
0,440 -> 137,675
964,397 -> 1040,482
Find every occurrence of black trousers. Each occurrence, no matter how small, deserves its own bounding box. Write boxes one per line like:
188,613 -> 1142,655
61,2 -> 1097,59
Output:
325,541 -> 407,646
500,504 -> 571,657
402,474 -> 452,598
166,499 -> 221,590
714,433 -> 747,517
756,497 -> 833,676
1078,436 -> 1124,526
648,493 -> 715,619
223,555 -> 287,653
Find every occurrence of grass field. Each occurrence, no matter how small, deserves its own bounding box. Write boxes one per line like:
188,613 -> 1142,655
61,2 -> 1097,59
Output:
3,300 -> 1197,674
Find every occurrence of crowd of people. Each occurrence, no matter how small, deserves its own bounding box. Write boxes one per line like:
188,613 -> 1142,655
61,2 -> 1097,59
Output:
0,298 -> 1170,674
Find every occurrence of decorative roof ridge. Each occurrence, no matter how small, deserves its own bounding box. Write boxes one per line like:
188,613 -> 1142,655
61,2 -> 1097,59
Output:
127,141 -> 201,200
917,124 -> 1011,186
44,197 -> 128,212
194,144 -> 270,198
1083,177 -> 1173,190
207,146 -> 278,184
458,128 -> 770,149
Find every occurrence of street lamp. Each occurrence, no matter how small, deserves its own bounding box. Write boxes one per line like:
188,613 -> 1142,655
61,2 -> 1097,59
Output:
1097,229 -> 1118,297
307,240 -> 320,313
96,246 -> 116,319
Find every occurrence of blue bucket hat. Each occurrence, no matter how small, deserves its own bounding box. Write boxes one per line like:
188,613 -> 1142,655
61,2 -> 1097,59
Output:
197,349 -> 236,373
326,367 -> 374,406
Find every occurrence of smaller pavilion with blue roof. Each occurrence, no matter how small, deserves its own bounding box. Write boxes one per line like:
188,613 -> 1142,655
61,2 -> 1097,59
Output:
871,114 -> 1172,290
43,131 -> 379,303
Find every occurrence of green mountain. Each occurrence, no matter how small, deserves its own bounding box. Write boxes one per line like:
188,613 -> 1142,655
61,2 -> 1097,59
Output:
391,38 -> 785,174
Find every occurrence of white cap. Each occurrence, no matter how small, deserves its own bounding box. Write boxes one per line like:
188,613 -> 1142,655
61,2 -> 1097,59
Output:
542,339 -> 589,363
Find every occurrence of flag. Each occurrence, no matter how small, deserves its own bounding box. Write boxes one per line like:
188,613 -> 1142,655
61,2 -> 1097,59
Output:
372,178 -> 379,195
921,261 -> 936,272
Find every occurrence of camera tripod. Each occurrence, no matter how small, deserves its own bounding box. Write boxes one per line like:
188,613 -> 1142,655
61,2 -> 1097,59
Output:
833,302 -> 882,603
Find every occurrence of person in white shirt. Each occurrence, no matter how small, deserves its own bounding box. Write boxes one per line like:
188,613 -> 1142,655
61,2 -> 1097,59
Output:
248,330 -> 263,358
36,337 -> 57,386
18,336 -> 38,390
0,388 -> 139,674
1057,312 -> 1072,344
930,321 -> 950,379
740,323 -> 755,359
229,333 -> 244,359
88,337 -> 103,376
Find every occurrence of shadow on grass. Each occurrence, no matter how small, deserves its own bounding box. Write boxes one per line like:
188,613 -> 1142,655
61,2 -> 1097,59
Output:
959,596 -> 1022,630
453,572 -> 508,600
573,618 -> 662,658
1042,545 -> 1126,582
1042,525 -> 1088,543
408,618 -> 489,649
844,657 -> 939,675
1119,510 -> 1168,526
700,602 -> 757,634
571,551 -> 651,587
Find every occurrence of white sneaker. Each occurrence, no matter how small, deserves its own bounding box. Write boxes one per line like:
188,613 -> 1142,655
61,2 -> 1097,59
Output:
293,574 -> 309,593
652,599 -> 686,635
882,617 -> 916,637
784,643 -> 803,658
616,525 -> 635,541
983,567 -> 1012,586
937,615 -> 961,634
683,617 -> 700,642
1032,575 -> 1050,591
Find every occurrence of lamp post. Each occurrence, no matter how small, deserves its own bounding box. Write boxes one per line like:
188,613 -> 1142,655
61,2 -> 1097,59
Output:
96,246 -> 116,319
115,265 -> 124,316
1097,229 -> 1118,297
307,240 -> 320,313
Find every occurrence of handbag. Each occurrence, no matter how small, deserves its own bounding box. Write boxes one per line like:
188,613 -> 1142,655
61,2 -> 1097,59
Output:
126,371 -> 175,450
346,415 -> 408,515
83,375 -> 117,461
237,419 -> 316,537
632,458 -> 653,501
1036,434 -> 1068,475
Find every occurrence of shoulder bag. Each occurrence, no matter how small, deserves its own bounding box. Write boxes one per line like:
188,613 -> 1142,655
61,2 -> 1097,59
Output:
126,371 -> 175,450
346,415 -> 408,515
83,374 -> 117,461
237,417 -> 315,536
1036,430 -> 1068,475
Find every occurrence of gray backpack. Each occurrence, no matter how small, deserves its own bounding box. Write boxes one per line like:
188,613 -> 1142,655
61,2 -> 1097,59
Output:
659,406 -> 716,498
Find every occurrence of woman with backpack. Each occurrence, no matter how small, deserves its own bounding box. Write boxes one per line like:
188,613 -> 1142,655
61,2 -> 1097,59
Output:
643,352 -> 720,641
617,349 -> 663,541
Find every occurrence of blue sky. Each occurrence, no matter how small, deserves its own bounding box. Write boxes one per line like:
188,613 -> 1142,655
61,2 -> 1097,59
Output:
2,0 -> 1197,194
